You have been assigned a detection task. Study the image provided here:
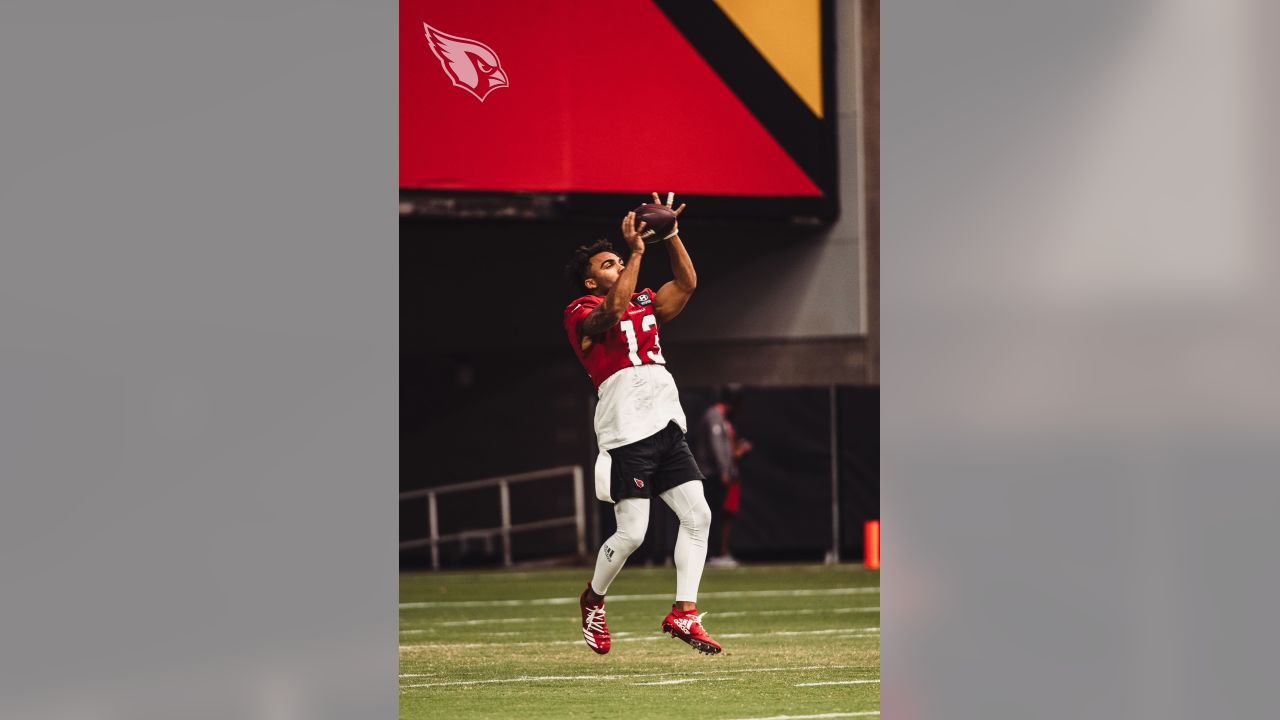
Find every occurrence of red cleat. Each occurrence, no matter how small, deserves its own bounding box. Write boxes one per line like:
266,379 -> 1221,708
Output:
579,583 -> 610,654
661,605 -> 722,654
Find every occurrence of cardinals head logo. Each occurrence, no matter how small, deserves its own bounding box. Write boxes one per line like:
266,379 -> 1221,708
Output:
423,23 -> 509,102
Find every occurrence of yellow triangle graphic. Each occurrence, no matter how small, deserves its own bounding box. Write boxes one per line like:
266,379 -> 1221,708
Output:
714,0 -> 823,118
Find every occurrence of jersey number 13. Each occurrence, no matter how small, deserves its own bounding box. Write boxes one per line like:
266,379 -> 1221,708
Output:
619,315 -> 665,366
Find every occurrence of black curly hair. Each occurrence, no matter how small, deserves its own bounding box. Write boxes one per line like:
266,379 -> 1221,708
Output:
564,238 -> 618,294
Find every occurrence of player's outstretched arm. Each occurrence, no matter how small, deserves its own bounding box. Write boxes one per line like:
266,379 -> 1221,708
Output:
581,212 -> 647,337
652,192 -> 696,324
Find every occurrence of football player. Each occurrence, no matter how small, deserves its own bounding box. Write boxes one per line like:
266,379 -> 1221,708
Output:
563,192 -> 721,655
697,384 -> 753,568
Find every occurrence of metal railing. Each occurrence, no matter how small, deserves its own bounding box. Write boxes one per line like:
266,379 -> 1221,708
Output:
400,465 -> 586,570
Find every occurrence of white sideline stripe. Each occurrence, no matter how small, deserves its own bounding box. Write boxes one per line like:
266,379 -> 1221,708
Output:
398,674 -> 436,678
401,664 -> 857,688
794,680 -> 880,686
400,587 -> 879,609
729,714 -> 879,720
633,678 -> 706,685
714,607 -> 879,619
418,606 -> 880,628
732,707 -> 880,712
718,628 -> 878,639
403,636 -> 651,650
401,627 -> 877,651
437,617 -> 546,626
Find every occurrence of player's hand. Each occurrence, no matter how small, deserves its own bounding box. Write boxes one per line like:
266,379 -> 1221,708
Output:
736,439 -> 753,456
651,191 -> 687,239
721,472 -> 733,486
621,211 -> 648,255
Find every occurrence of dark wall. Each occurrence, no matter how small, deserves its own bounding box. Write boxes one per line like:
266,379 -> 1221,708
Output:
631,385 -> 879,565
837,386 -> 880,558
400,214 -> 861,352
401,378 -> 879,566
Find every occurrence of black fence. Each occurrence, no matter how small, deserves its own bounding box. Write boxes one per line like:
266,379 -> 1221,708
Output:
401,384 -> 878,568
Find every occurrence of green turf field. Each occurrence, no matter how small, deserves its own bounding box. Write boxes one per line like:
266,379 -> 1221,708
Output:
400,564 -> 879,719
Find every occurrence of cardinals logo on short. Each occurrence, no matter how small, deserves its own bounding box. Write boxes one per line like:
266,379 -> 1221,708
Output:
423,23 -> 510,102
634,478 -> 645,488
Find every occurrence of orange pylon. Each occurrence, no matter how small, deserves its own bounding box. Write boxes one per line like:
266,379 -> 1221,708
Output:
864,520 -> 880,570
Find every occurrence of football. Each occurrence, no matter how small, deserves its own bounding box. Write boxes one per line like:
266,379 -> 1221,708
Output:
633,203 -> 677,243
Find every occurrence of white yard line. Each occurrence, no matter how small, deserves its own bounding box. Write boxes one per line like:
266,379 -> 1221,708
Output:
632,678 -> 708,686
401,634 -> 654,650
718,628 -> 879,639
729,714 -> 879,720
400,627 -> 878,651
794,680 -> 880,687
401,664 -> 857,688
436,616 -> 547,626
398,673 -> 436,678
406,606 -> 880,629
714,607 -> 879,618
732,707 -> 880,712
400,587 -> 878,610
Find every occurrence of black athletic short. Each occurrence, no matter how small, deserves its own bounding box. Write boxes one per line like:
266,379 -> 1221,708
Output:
603,421 -> 705,502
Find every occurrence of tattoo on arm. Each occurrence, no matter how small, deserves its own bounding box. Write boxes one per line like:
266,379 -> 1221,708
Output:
580,303 -> 616,337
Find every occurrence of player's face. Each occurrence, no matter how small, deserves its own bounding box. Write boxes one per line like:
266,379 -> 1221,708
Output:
584,252 -> 625,294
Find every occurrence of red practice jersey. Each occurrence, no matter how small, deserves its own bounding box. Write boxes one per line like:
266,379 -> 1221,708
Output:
564,288 -> 668,388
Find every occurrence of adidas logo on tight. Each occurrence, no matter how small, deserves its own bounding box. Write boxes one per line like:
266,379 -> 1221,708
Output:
603,544 -> 615,562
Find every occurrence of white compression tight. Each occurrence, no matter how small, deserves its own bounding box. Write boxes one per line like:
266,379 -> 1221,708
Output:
590,481 -> 712,603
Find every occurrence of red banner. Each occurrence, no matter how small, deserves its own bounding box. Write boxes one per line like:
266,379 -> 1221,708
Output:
400,0 -> 821,196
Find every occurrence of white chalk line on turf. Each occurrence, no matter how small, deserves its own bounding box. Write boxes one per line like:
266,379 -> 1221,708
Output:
718,627 -> 879,640
794,680 -> 880,686
436,616 -> 545,626
632,677 -> 740,686
400,587 -> 878,609
715,607 -> 880,619
399,623 -> 879,638
405,606 -> 880,629
401,627 -> 878,651
732,707 -> 880,712
400,664 -> 861,688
